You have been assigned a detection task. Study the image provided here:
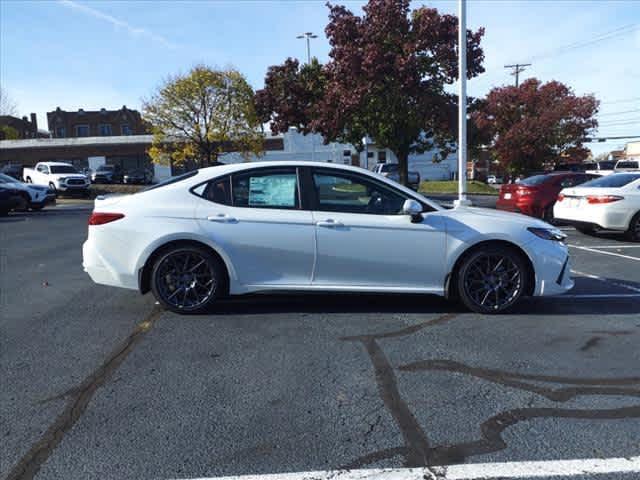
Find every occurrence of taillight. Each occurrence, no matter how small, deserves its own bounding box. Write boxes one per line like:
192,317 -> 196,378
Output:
516,188 -> 533,196
88,212 -> 125,225
585,195 -> 624,204
557,194 -> 565,202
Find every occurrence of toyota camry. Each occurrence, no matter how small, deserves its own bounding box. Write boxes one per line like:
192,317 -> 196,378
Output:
82,162 -> 573,314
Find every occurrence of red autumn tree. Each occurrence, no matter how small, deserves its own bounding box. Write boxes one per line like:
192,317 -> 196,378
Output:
256,0 -> 485,185
472,78 -> 599,175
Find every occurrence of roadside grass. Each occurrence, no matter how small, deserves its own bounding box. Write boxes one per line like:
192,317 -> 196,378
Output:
419,180 -> 498,195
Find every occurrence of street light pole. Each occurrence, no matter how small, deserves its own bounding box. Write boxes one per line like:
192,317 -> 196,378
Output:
297,32 -> 319,161
454,0 -> 471,207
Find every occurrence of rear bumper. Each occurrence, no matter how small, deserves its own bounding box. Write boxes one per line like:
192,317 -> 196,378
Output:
82,238 -> 138,290
554,203 -> 631,231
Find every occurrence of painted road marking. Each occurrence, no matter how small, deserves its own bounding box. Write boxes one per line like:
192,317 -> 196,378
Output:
568,244 -> 640,261
572,269 -> 640,293
575,245 -> 640,249
175,456 -> 640,479
561,293 -> 640,298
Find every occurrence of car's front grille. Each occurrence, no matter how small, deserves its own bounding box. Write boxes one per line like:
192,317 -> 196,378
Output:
67,179 -> 86,186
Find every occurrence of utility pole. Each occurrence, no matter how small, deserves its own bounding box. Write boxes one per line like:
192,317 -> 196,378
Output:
504,63 -> 531,87
296,32 -> 318,161
454,0 -> 471,207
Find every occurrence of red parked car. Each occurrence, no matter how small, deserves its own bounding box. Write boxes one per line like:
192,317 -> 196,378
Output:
496,172 -> 599,222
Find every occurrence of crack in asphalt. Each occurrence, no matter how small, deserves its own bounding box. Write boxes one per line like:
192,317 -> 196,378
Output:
6,306 -> 164,480
339,313 -> 459,468
340,313 -> 640,469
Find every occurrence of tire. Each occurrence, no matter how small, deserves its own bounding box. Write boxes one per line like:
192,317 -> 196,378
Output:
13,194 -> 29,212
625,212 -> 640,242
543,204 -> 555,224
456,246 -> 528,314
150,245 -> 226,314
30,204 -> 44,211
25,177 -> 33,183
49,182 -> 57,196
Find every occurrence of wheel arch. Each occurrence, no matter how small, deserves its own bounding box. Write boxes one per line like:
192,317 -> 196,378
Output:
138,237 -> 234,295
445,239 -> 536,300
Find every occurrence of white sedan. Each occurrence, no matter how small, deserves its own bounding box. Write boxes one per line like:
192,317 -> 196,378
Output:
82,162 -> 573,314
554,172 -> 640,241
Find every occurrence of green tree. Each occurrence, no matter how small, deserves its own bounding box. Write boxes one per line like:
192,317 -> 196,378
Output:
143,66 -> 264,168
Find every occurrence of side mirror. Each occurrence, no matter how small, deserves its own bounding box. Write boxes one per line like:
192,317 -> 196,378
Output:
402,199 -> 423,223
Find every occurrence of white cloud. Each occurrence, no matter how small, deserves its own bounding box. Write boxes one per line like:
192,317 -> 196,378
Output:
57,0 -> 177,50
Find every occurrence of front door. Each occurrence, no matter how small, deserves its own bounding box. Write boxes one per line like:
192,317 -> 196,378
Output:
195,167 -> 315,289
310,169 -> 447,291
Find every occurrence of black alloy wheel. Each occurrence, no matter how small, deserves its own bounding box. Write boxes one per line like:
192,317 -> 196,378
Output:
626,213 -> 640,242
457,247 -> 527,314
151,246 -> 225,313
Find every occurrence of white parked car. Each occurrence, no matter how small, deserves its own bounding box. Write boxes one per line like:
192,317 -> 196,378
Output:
83,162 -> 573,314
23,162 -> 90,195
554,172 -> 640,241
614,159 -> 640,172
0,173 -> 56,210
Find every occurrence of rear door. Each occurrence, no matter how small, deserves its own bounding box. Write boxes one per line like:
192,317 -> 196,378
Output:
309,167 -> 446,291
194,167 -> 315,288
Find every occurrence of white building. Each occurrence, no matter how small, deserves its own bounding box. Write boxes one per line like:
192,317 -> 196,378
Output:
222,128 -> 458,181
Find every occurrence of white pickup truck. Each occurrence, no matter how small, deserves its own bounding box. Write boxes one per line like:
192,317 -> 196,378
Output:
23,162 -> 90,195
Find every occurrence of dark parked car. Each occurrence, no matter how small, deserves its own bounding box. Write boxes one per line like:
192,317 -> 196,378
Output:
91,164 -> 124,184
496,172 -> 598,222
123,169 -> 153,185
0,184 -> 22,215
1,164 -> 25,181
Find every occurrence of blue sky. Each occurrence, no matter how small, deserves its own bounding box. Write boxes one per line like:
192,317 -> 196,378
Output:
1,0 -> 638,156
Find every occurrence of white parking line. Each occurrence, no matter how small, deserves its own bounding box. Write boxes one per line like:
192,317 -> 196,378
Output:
575,245 -> 640,249
175,456 -> 640,480
572,269 -> 640,293
561,293 -> 640,298
568,244 -> 640,261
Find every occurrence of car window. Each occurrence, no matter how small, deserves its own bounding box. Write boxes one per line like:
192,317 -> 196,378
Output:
616,161 -> 639,169
232,169 -> 300,209
559,177 -> 577,188
312,170 -> 408,215
599,161 -> 615,170
50,165 -> 78,174
580,173 -> 640,188
520,174 -> 549,186
201,176 -> 232,206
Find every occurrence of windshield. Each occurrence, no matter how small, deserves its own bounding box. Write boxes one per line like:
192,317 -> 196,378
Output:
0,173 -> 18,183
519,174 -> 549,186
580,173 -> 640,188
97,165 -> 114,171
50,165 -> 79,174
598,161 -> 615,169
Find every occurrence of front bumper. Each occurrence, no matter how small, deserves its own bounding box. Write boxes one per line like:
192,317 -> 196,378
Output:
526,237 -> 574,296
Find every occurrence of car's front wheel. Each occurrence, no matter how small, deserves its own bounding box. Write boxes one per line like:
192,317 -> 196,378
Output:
151,245 -> 225,314
457,246 -> 528,314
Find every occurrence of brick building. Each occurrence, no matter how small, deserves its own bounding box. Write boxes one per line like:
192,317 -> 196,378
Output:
0,114 -> 48,139
47,106 -> 147,138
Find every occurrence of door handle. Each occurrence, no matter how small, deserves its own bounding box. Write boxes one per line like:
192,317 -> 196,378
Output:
316,219 -> 343,228
207,214 -> 236,223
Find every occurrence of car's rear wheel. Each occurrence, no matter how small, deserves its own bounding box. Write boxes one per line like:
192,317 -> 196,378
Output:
625,212 -> 640,242
457,246 -> 528,314
151,245 -> 225,314
543,204 -> 555,224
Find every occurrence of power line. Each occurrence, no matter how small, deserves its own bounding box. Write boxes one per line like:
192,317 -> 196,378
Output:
527,23 -> 639,62
597,119 -> 640,126
601,97 -> 640,105
597,109 -> 640,117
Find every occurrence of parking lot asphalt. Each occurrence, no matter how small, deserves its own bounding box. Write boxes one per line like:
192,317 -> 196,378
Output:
1,205 -> 639,480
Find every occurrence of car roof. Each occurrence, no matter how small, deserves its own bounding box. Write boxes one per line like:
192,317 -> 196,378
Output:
40,161 -> 74,166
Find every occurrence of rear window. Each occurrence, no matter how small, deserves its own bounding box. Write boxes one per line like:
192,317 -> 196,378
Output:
520,175 -> 549,186
144,170 -> 198,191
616,161 -> 639,169
379,164 -> 398,172
580,173 -> 640,188
598,161 -> 615,170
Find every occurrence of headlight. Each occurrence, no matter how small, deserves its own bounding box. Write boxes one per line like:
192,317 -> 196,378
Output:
527,227 -> 566,242
58,177 -> 67,183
